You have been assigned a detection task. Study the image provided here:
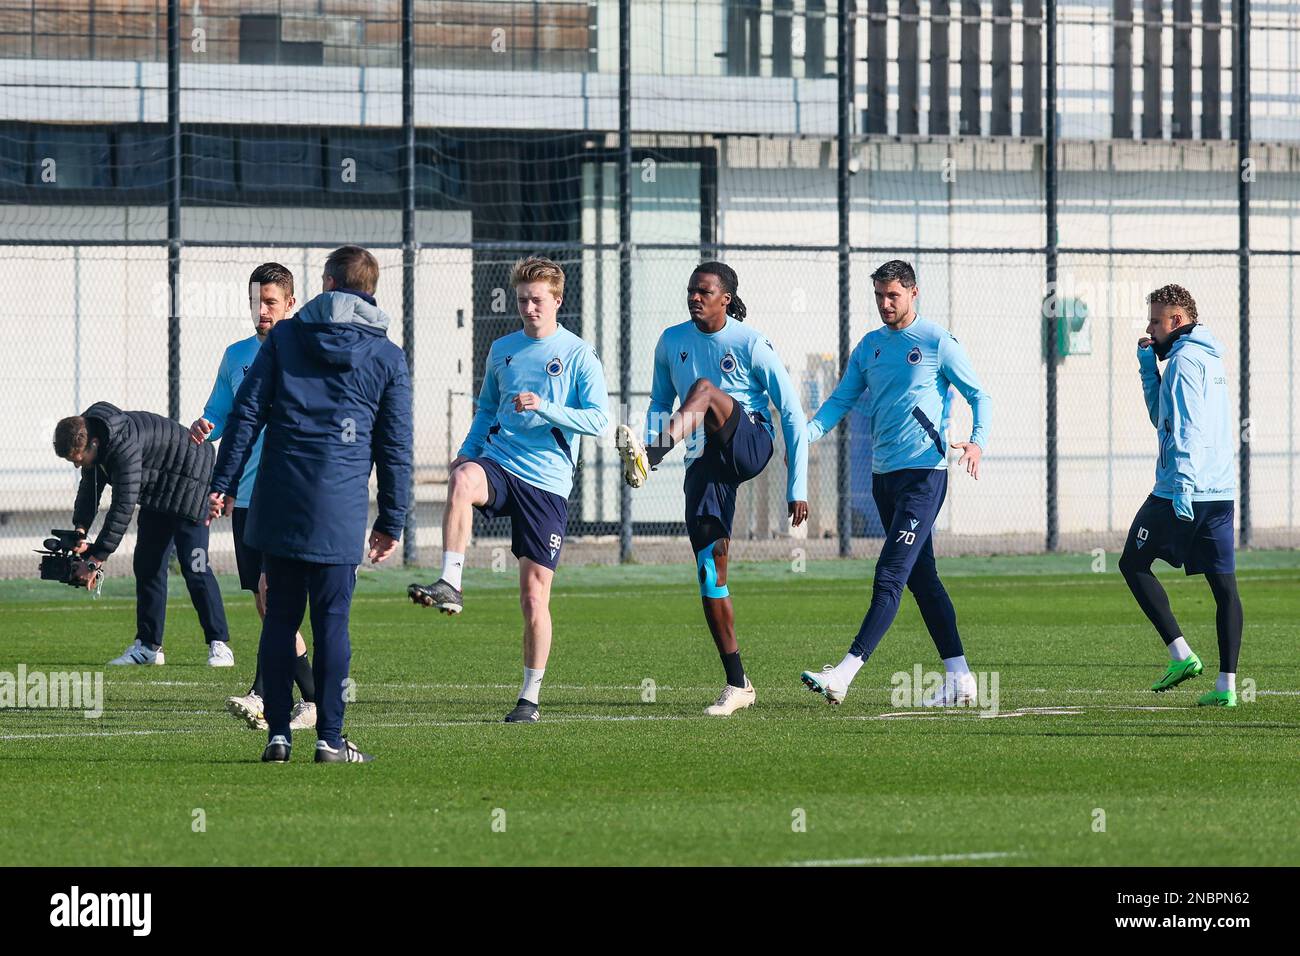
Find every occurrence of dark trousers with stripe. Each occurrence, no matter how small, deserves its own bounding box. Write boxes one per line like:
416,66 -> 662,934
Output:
261,555 -> 357,746
849,468 -> 964,662
133,506 -> 229,648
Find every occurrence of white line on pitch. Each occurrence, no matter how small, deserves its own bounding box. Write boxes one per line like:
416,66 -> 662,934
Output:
782,851 -> 1024,867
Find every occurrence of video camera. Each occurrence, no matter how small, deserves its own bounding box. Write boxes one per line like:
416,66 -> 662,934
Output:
36,529 -> 102,590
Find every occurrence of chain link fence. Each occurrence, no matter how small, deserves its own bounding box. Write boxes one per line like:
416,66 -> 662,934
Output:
1,1 -> 1297,576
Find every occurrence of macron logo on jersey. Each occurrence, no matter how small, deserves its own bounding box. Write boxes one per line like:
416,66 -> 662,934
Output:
680,351 -> 688,363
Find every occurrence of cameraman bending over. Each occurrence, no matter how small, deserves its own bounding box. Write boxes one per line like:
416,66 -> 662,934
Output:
54,403 -> 234,667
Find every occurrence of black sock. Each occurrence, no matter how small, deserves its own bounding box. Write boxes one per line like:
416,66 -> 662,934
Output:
721,650 -> 745,688
250,658 -> 264,698
293,652 -> 316,703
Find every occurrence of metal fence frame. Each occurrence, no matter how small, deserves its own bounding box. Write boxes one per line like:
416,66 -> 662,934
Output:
3,0 -> 1263,560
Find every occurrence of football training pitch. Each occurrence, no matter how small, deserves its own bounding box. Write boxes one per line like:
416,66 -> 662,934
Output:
2,550 -> 1296,867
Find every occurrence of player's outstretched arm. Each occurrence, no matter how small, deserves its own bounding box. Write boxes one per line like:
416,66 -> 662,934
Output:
643,335 -> 677,447
938,332 -> 990,455
457,350 -> 500,461
212,334 -> 277,501
806,340 -> 868,444
751,338 -> 809,507
193,347 -> 233,445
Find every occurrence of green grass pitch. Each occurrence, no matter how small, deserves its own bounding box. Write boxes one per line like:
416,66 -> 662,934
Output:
1,550 -> 1297,866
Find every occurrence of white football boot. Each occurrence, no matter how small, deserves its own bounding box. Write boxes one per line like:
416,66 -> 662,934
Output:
225,691 -> 267,730
704,679 -> 756,717
207,640 -> 235,667
615,424 -> 650,488
107,639 -> 164,666
289,700 -> 318,730
800,665 -> 848,705
921,671 -> 978,707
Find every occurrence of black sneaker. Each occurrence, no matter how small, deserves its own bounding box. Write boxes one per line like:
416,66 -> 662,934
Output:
313,736 -> 374,763
408,578 -> 464,614
261,734 -> 291,763
503,699 -> 540,723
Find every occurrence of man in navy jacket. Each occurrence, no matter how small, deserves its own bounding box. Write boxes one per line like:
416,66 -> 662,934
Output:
210,245 -> 412,764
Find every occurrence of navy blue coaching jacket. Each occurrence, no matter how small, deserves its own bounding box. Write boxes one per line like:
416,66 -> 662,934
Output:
211,289 -> 413,566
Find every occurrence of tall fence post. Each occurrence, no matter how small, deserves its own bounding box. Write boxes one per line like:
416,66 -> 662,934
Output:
401,0 -> 418,564
836,0 -> 854,559
167,0 -> 181,422
1235,0 -> 1252,547
1044,0 -> 1060,552
618,0 -> 633,563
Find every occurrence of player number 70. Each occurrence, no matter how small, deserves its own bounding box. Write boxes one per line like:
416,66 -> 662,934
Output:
896,530 -> 916,545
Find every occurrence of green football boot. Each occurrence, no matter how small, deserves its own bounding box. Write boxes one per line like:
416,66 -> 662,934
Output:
1196,688 -> 1238,708
1150,651 -> 1203,692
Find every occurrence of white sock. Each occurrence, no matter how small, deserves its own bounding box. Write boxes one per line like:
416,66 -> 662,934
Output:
1216,672 -> 1235,693
520,667 -> 545,704
440,551 -> 465,591
943,655 -> 970,675
1168,637 -> 1193,661
834,653 -> 864,686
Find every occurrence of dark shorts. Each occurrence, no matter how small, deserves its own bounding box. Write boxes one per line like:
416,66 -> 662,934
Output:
1122,494 -> 1236,575
231,507 -> 264,592
470,456 -> 569,572
683,401 -> 775,552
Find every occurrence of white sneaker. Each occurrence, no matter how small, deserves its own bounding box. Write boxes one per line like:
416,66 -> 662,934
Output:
614,424 -> 650,488
800,665 -> 847,705
704,679 -> 756,717
207,640 -> 235,668
225,691 -> 267,730
107,639 -> 164,666
289,700 -> 317,731
921,671 -> 978,707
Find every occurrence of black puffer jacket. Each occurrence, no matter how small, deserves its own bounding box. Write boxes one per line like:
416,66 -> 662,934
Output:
72,402 -> 215,559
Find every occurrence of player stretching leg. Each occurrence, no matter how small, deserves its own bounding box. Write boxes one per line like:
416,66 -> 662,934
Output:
616,262 -> 809,717
191,263 -> 316,731
798,260 -> 990,707
1120,285 -> 1241,707
409,257 -> 610,723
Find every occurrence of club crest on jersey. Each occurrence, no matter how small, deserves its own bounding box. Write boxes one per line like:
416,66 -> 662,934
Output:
546,357 -> 564,377
906,346 -> 923,366
719,352 -> 738,374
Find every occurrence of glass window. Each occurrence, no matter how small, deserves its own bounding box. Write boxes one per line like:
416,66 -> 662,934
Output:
29,127 -> 111,189
240,134 -> 322,192
117,128 -> 169,190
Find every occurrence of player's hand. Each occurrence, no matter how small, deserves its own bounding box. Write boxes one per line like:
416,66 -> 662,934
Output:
1138,336 -> 1152,349
1172,491 -> 1195,522
951,441 -> 981,479
788,500 -> 808,527
71,531 -> 90,556
222,495 -> 235,517
368,530 -> 398,564
189,418 -> 213,445
513,392 -> 542,413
